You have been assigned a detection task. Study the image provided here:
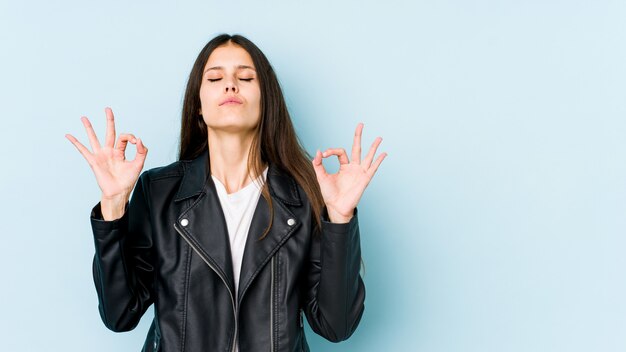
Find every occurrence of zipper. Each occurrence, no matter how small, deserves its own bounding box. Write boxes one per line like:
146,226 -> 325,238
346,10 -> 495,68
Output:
270,255 -> 275,352
174,222 -> 238,352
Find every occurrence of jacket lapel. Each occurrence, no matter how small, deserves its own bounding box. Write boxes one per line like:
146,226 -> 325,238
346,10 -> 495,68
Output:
173,149 -> 235,294
172,149 -> 304,303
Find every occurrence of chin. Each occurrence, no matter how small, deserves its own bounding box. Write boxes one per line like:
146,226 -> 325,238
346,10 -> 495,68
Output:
205,111 -> 259,128
206,121 -> 259,134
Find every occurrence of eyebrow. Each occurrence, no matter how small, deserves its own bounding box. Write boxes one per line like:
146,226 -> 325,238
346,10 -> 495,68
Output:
204,65 -> 256,74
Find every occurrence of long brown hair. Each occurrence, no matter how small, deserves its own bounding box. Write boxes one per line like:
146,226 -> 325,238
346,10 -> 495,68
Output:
178,33 -> 324,237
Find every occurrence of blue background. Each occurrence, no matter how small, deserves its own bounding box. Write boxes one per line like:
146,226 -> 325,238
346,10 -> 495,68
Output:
1,0 -> 625,351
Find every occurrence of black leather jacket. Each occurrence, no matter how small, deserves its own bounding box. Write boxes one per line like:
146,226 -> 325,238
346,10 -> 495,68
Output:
89,149 -> 365,351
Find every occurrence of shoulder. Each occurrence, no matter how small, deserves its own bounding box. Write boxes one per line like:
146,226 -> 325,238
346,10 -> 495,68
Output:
132,160 -> 187,201
140,159 -> 185,183
267,163 -> 308,207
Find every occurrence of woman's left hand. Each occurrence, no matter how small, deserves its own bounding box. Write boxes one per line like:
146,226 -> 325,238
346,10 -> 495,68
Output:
312,123 -> 387,223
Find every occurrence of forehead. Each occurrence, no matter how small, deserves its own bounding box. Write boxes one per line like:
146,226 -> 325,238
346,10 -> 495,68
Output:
204,43 -> 255,70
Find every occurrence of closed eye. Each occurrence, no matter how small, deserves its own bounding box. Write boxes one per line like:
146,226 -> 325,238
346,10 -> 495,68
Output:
207,78 -> 254,82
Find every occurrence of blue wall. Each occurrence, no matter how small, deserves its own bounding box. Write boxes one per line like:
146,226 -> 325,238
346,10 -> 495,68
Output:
1,0 -> 625,350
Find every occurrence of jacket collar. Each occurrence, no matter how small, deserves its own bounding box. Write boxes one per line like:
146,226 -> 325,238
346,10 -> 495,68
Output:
171,148 -> 304,304
173,148 -> 301,206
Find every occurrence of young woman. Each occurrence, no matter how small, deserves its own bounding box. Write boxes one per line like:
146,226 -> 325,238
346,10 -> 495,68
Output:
66,34 -> 386,352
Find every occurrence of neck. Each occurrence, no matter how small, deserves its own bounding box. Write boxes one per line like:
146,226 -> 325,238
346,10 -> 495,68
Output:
207,128 -> 265,194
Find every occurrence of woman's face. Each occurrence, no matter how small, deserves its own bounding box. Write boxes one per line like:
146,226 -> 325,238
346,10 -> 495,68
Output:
199,42 -> 261,134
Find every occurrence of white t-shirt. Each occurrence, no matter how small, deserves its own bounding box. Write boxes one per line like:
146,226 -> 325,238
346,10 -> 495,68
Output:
211,166 -> 269,296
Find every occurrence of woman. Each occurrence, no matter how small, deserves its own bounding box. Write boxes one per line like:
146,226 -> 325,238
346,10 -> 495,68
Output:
66,34 -> 386,352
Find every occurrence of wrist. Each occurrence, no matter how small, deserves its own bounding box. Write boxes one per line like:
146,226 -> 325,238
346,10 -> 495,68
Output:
100,194 -> 130,221
325,206 -> 353,224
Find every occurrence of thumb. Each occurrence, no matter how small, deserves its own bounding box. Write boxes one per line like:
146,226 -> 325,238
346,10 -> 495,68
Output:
311,149 -> 327,179
134,138 -> 148,164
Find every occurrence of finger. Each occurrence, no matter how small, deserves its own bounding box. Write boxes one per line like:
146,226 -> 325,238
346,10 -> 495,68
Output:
362,137 -> 382,169
311,149 -> 328,179
322,148 -> 350,165
104,107 -> 116,149
65,133 -> 94,165
366,152 -> 387,178
81,116 -> 102,151
132,137 -> 149,166
351,122 -> 364,164
116,133 -> 137,157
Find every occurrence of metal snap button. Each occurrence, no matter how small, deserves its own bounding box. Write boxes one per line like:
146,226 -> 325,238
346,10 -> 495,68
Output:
287,218 -> 295,226
180,218 -> 189,227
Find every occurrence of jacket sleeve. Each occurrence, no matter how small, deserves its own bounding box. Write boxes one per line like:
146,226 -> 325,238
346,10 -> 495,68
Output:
303,206 -> 366,342
89,171 -> 155,332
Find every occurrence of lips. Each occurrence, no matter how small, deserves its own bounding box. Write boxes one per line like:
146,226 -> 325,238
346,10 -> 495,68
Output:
219,97 -> 243,106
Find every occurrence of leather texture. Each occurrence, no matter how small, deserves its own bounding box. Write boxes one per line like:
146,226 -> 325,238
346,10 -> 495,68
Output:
89,149 -> 365,352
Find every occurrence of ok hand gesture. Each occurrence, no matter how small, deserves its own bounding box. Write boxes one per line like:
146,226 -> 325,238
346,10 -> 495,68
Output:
312,123 -> 387,223
65,107 -> 148,204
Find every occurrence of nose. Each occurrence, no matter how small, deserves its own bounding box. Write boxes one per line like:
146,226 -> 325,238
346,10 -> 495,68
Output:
224,78 -> 238,93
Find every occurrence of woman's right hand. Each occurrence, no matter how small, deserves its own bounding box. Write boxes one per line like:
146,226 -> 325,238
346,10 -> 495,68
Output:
66,107 -> 148,218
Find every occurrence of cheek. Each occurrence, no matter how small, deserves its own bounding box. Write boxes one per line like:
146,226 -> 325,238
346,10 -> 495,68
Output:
198,85 -> 208,104
251,87 -> 262,110
199,86 -> 218,107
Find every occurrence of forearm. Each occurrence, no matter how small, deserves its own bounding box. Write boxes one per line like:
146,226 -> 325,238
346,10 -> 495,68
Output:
91,202 -> 151,332
305,208 -> 366,342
